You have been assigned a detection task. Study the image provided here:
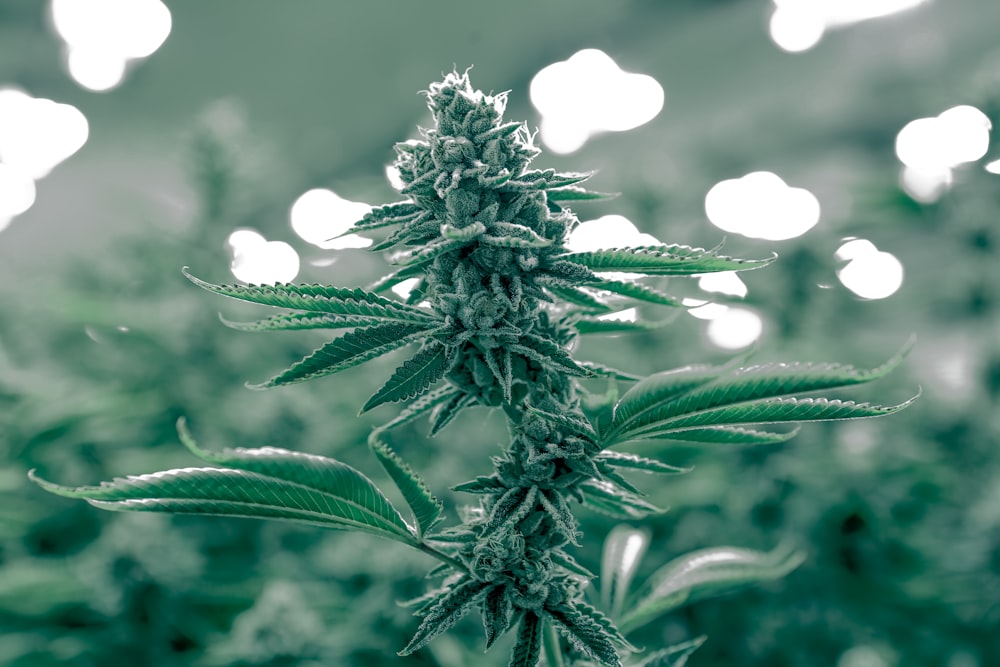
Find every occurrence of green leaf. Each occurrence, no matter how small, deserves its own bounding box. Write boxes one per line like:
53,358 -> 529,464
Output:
619,545 -> 806,633
399,578 -> 491,655
624,396 -> 916,442
561,244 -> 775,276
368,436 -> 443,538
538,490 -> 580,545
183,269 -> 437,323
481,585 -> 513,650
611,347 -> 911,439
508,612 -> 544,667
363,342 -> 454,412
390,237 -> 466,266
611,364 -> 725,433
441,221 -> 486,241
542,283 -> 615,312
580,481 -> 667,520
252,321 -> 431,389
429,391 -> 475,436
601,525 -> 651,618
219,312 -> 388,333
585,278 -> 683,307
546,171 -> 594,188
623,425 -> 799,446
629,637 -> 707,667
547,186 -> 618,202
551,549 -> 597,580
347,201 -> 423,234
31,424 -> 417,546
514,333 -> 595,378
596,451 -> 692,475
451,476 -> 508,495
374,385 -> 462,433
574,317 -> 667,336
577,361 -> 644,382
546,601 -> 626,667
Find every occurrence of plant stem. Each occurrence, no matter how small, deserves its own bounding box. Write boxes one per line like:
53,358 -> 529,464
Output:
416,542 -> 470,575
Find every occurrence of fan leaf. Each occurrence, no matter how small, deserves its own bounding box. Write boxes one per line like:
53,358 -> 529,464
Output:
398,578 -> 491,655
596,451 -> 692,475
368,436 -> 443,538
251,321 -> 431,389
363,342 -> 454,412
561,245 -> 774,276
601,525 -> 651,618
31,424 -> 417,546
183,269 -> 437,323
508,612 -> 544,667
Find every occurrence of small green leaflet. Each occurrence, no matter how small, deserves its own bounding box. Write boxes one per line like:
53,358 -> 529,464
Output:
601,525 -> 651,618
619,425 -> 799,446
618,544 -> 806,633
368,435 -> 443,538
547,186 -> 618,203
560,244 -> 775,276
596,451 -> 692,475
574,317 -> 667,336
546,601 -> 628,667
585,278 -> 683,307
346,201 -> 422,234
373,384 -> 462,433
509,612 -> 544,667
580,480 -> 667,520
481,584 -> 513,650
398,578 -> 491,655
628,637 -> 707,667
363,342 -> 454,412
220,312 -> 390,333
251,321 -> 431,389
183,269 -> 437,323
30,419 -> 417,546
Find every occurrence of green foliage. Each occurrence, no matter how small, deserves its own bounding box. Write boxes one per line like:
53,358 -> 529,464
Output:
29,71 -> 912,666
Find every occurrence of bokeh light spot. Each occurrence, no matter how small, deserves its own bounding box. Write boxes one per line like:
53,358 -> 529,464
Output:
705,171 -> 820,241
896,105 -> 991,171
290,188 -> 373,250
0,163 -> 37,222
227,229 -> 300,285
836,238 -> 904,300
985,159 -> 1000,175
0,88 -> 89,179
391,278 -> 421,301
706,307 -> 763,349
567,215 -> 660,252
530,49 -> 664,154
697,271 -> 748,298
66,47 -> 128,92
769,0 -> 931,53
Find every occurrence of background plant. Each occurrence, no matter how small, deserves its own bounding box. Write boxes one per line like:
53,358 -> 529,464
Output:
31,72 -> 913,667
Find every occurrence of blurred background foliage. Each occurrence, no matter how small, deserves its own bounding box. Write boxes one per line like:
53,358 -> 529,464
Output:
1,1 -> 999,666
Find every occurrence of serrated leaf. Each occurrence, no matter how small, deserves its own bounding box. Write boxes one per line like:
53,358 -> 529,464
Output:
552,549 -> 597,579
390,237 -> 466,266
580,481 -> 667,520
585,278 -> 683,307
480,234 -> 553,249
561,245 -> 775,276
626,396 -> 917,441
252,321 -> 431,389
619,545 -> 806,633
574,317 -> 667,336
452,476 -> 509,495
596,451 -> 691,475
375,385 -> 462,433
629,637 -> 707,667
514,333 -> 595,378
347,201 -> 422,234
399,578 -> 491,655
219,312 -> 388,333
546,171 -> 595,188
621,425 -> 799,446
542,283 -> 615,312
546,601 -> 625,667
601,525 -> 651,618
481,585 -> 513,650
538,490 -> 581,545
32,423 -> 417,545
429,391 -> 475,436
183,269 -> 437,322
611,365 -> 724,433
363,342 -> 454,412
508,612 -> 544,667
368,436 -> 443,538
547,186 -> 618,202
577,361 -> 643,382
611,347 -> 911,441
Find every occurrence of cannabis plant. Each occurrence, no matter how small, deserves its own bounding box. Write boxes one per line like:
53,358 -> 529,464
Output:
33,72 -> 912,666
